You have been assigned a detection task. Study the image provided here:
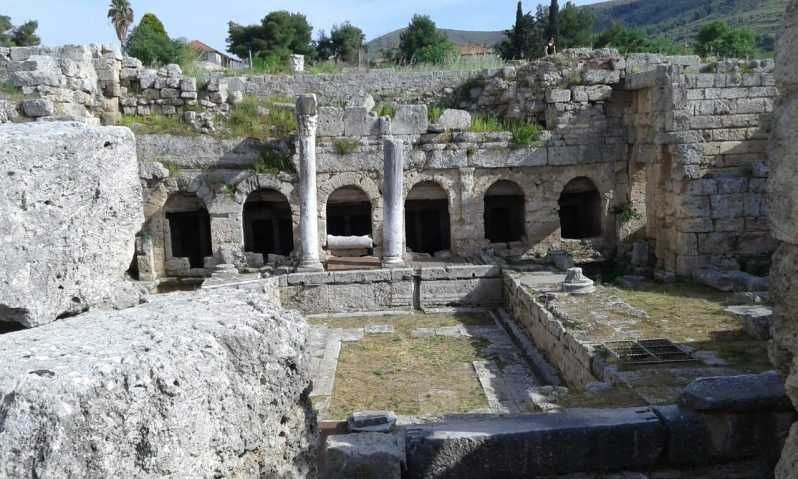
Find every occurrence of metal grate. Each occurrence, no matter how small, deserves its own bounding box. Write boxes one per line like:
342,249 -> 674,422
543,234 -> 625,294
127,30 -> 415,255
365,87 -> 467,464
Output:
601,338 -> 696,365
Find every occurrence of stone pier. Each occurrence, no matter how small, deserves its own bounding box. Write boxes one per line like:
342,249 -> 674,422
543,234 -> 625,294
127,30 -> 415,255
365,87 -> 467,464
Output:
296,94 -> 323,271
382,138 -> 405,267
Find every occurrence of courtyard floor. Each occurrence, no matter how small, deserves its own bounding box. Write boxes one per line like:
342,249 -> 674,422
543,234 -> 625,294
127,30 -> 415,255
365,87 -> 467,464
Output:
308,311 -> 546,420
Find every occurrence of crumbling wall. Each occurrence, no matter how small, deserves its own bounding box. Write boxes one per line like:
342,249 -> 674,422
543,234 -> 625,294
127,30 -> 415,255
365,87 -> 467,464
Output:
0,122 -> 144,328
770,1 -> 798,476
623,61 -> 776,277
0,288 -> 317,478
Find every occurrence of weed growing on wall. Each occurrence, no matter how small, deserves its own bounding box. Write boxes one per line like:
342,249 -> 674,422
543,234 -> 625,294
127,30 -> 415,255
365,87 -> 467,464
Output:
334,138 -> 360,155
0,81 -> 23,101
428,105 -> 444,123
469,115 -> 542,146
375,103 -> 396,118
223,96 -> 297,139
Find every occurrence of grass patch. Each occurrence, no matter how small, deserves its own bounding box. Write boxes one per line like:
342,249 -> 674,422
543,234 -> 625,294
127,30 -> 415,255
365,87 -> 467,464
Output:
470,115 -> 543,146
334,138 -> 360,155
469,114 -> 504,132
311,313 -> 496,418
428,105 -> 444,123
117,114 -> 197,136
307,62 -> 344,75
0,81 -> 23,101
223,96 -> 297,139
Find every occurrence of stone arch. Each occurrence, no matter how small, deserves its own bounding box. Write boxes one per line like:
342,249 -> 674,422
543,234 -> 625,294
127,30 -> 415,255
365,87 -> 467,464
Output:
559,176 -> 603,239
243,189 -> 294,257
236,175 -> 300,254
405,180 -> 453,255
163,192 -> 213,268
484,179 -> 526,243
318,173 -> 383,246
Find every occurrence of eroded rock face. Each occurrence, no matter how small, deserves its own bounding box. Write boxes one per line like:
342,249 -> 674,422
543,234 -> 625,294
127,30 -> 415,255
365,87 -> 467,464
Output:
0,121 -> 144,327
0,288 -> 317,478
770,1 -> 798,476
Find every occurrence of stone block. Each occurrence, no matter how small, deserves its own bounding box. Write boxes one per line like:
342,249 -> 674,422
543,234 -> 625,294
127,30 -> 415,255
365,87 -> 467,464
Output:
725,305 -> 774,340
21,99 -> 54,117
392,104 -> 428,135
318,106 -> 344,137
710,194 -> 745,218
160,88 -> 179,99
437,109 -> 471,130
680,371 -> 793,412
343,107 -> 380,137
347,410 -> 397,433
586,85 -> 613,101
546,88 -> 571,103
405,409 -> 665,478
180,78 -> 197,92
322,433 -> 403,479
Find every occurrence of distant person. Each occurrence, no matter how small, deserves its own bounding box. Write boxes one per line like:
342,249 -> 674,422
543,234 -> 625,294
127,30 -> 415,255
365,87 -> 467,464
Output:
545,38 -> 557,57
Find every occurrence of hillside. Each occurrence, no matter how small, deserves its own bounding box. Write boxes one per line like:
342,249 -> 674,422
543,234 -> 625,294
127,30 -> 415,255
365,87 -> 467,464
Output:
366,28 -> 506,60
587,0 -> 786,45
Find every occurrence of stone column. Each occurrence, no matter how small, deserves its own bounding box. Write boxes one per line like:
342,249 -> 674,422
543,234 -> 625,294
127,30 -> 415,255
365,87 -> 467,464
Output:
382,138 -> 405,267
296,94 -> 323,271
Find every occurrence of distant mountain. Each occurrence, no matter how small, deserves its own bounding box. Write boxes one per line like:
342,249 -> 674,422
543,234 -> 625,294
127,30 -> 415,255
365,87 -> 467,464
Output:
365,28 -> 506,60
586,0 -> 786,46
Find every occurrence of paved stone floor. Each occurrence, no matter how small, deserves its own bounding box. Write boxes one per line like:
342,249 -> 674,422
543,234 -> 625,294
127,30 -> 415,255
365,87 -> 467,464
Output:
309,312 -> 547,418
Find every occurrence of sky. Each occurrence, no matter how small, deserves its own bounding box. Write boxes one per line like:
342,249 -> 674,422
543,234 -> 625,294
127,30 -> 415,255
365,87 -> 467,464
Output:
2,0 -> 602,55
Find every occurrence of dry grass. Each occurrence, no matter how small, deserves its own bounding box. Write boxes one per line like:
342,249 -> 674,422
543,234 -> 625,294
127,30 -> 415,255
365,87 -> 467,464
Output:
555,282 -> 741,343
311,313 -> 495,419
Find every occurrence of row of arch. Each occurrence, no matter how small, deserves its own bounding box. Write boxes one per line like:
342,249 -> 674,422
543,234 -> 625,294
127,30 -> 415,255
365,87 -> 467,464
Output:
163,177 -> 603,266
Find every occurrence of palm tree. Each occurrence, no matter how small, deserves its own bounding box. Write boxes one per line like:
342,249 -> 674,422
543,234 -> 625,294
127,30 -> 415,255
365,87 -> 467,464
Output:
108,0 -> 134,54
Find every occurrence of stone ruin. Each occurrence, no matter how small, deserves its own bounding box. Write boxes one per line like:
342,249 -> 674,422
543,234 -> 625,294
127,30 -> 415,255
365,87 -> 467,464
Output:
1,7 -> 798,477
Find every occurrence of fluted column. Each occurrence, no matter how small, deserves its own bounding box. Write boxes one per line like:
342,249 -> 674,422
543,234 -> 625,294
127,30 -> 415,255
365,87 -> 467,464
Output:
382,138 -> 405,267
296,94 -> 323,271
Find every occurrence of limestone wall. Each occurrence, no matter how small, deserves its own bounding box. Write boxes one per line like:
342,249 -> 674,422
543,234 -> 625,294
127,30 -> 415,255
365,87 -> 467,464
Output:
623,62 -> 776,278
769,0 -> 798,476
278,265 -> 503,315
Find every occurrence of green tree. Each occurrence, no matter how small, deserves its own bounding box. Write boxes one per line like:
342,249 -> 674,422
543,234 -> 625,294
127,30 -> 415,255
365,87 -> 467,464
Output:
126,13 -> 184,66
315,30 -> 335,61
557,1 -> 593,49
0,15 -> 40,47
498,2 -> 544,60
595,24 -> 681,54
108,0 -> 134,54
227,11 -> 314,62
398,15 -> 457,64
695,20 -> 755,58
547,0 -> 559,42
330,22 -> 365,64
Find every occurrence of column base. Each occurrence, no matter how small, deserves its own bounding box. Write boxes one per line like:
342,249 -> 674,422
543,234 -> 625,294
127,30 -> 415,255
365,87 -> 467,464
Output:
381,256 -> 405,268
296,259 -> 324,272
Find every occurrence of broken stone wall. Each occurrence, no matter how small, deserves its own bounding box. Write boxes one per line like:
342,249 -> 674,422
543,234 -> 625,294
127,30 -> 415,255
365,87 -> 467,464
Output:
624,61 -> 776,278
770,0 -> 798,476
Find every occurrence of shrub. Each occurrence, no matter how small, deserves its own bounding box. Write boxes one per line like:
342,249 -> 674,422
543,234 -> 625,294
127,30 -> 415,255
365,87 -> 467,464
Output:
251,146 -> 295,175
334,138 -> 360,155
0,81 -> 23,100
375,103 -> 396,118
508,121 -> 541,146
